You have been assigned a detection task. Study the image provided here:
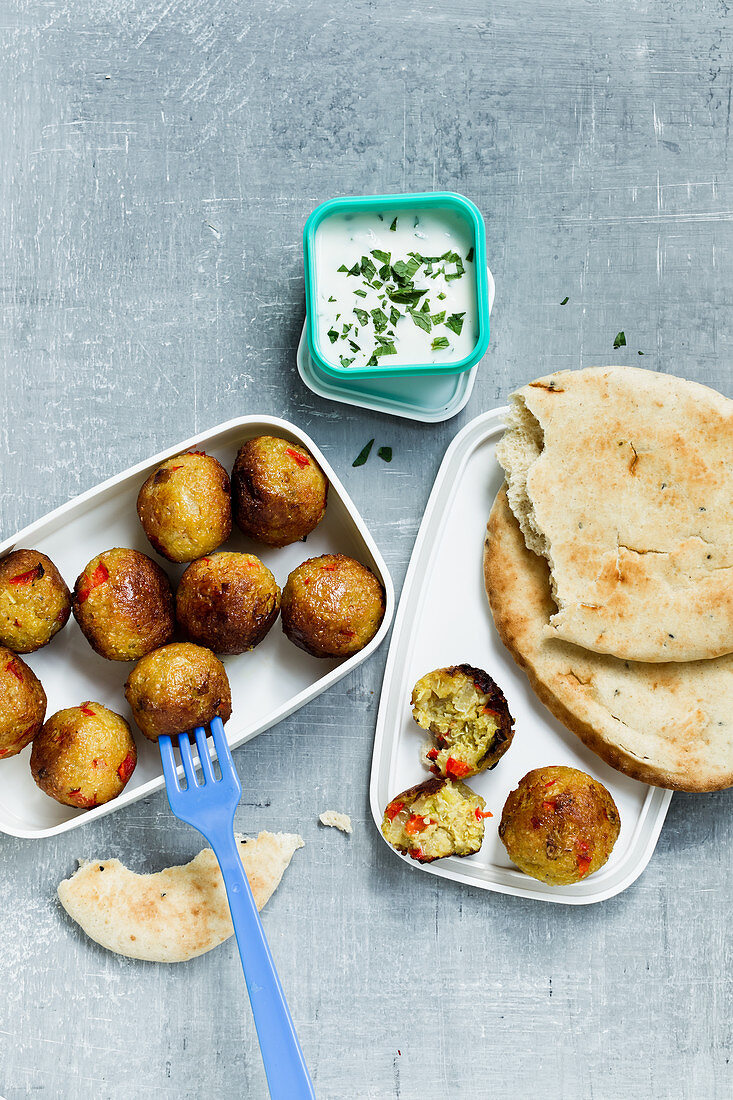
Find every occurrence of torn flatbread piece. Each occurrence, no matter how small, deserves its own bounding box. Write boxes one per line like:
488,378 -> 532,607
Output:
497,366 -> 733,662
484,487 -> 733,791
57,831 -> 304,963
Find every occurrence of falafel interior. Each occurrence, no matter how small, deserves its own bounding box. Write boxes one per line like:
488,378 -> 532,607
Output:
381,778 -> 489,862
412,666 -> 514,780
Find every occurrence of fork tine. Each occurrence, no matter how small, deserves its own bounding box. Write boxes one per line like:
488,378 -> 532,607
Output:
177,731 -> 200,788
193,725 -> 215,783
209,716 -> 233,770
158,735 -> 181,792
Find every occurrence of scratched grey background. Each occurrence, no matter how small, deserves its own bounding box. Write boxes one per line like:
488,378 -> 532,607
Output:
1,0 -> 732,1097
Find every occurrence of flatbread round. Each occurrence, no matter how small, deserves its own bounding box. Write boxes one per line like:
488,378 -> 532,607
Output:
496,366 -> 733,662
484,487 -> 733,791
57,831 -> 304,963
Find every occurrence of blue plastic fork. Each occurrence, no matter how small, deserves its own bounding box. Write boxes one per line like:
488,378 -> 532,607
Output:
159,718 -> 316,1100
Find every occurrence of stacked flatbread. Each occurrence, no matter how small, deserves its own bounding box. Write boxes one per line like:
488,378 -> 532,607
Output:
484,366 -> 733,791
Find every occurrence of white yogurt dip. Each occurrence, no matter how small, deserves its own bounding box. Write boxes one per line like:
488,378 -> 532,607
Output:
313,208 -> 478,370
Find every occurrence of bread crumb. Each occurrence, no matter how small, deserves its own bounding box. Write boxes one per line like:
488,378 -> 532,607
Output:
319,810 -> 352,834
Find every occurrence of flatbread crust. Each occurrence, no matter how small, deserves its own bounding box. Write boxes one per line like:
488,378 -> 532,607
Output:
57,831 -> 304,963
496,366 -> 733,662
484,488 -> 733,791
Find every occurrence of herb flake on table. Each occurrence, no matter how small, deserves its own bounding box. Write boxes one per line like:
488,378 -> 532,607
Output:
431,336 -> 450,350
560,296 -> 569,305
353,439 -> 374,467
613,331 -> 626,349
390,217 -> 398,231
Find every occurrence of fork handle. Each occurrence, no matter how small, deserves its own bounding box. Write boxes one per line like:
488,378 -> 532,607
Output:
211,831 -> 316,1100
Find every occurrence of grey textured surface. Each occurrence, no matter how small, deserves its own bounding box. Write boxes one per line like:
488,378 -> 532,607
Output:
1,1 -> 732,1097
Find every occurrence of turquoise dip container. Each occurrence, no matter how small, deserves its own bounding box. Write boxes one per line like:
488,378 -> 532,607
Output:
303,191 -> 491,380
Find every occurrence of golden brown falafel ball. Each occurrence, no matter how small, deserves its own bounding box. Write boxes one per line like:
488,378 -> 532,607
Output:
499,766 -> 621,885
381,777 -> 490,863
412,665 -> 514,780
124,642 -> 232,742
0,550 -> 71,653
72,548 -> 175,661
281,553 -> 384,658
0,648 -> 46,759
176,552 -> 280,655
30,703 -> 137,809
231,435 -> 328,547
137,450 -> 232,563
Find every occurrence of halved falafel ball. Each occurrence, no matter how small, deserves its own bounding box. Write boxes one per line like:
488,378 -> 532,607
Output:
137,450 -> 232,563
72,548 -> 175,661
0,648 -> 46,759
412,665 -> 514,780
125,642 -> 232,742
232,435 -> 328,547
381,777 -> 490,863
499,766 -> 621,885
176,552 -> 281,655
281,553 -> 384,658
30,703 -> 137,809
0,550 -> 71,653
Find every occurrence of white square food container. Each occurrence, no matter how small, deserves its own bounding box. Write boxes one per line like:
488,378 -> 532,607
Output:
369,409 -> 672,905
0,415 -> 394,839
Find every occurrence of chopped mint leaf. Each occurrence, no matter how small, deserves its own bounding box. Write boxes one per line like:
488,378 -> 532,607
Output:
348,339 -> 360,353
392,257 -> 421,282
372,279 -> 383,289
431,310 -> 446,325
337,264 -> 349,273
410,310 -> 431,333
372,249 -> 391,264
437,292 -> 446,300
466,247 -> 474,263
354,288 -> 367,298
389,306 -> 401,327
371,308 -> 388,333
353,439 -> 374,466
389,287 -> 428,304
377,446 -> 392,462
360,255 -> 377,281
374,341 -> 396,356
327,329 -> 339,344
431,336 -> 450,350
638,350 -> 645,355
560,296 -> 569,305
328,295 -> 336,302
340,355 -> 355,367
445,312 -> 465,336
613,331 -> 626,349
342,323 -> 352,335
390,217 -> 398,231
354,307 -> 369,327
378,263 -> 391,281
347,262 -> 360,277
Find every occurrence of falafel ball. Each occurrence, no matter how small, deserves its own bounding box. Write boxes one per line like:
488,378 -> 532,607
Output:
281,553 -> 384,658
499,765 -> 621,885
124,642 -> 232,742
231,435 -> 328,547
0,647 -> 46,759
72,548 -> 175,661
176,552 -> 280,655
412,665 -> 514,780
30,703 -> 137,809
0,550 -> 71,653
137,450 -> 232,563
381,777 -> 489,863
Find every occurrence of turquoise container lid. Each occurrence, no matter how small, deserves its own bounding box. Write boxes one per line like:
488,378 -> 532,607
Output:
303,191 -> 490,380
